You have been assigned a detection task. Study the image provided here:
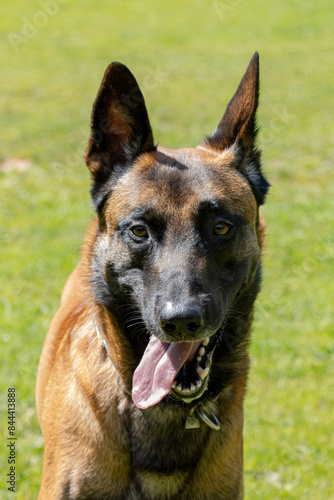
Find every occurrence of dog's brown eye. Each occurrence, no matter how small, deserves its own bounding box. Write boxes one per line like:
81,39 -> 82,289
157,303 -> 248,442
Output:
131,225 -> 148,238
214,222 -> 231,236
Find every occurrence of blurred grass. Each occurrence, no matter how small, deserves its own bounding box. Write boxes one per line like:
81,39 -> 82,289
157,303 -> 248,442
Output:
1,0 -> 333,498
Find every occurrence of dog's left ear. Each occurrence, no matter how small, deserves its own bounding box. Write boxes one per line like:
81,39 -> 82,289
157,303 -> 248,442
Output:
85,62 -> 155,207
203,52 -> 269,204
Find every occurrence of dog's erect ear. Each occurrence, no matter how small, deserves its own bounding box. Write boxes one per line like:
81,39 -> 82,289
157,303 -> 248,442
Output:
85,62 -> 155,200
205,52 -> 260,151
204,52 -> 269,204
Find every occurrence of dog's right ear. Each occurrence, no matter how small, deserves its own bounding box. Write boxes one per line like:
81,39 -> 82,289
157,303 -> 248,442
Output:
85,62 -> 155,207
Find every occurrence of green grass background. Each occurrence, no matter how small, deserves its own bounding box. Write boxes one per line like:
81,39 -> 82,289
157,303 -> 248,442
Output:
1,0 -> 333,497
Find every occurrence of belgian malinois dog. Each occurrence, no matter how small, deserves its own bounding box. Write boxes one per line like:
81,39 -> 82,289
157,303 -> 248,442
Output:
36,52 -> 269,499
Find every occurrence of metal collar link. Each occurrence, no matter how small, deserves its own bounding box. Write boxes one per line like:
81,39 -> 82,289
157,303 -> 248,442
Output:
185,402 -> 220,431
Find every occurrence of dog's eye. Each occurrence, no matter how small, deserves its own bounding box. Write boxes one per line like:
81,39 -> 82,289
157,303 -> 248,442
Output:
213,222 -> 231,236
131,225 -> 148,238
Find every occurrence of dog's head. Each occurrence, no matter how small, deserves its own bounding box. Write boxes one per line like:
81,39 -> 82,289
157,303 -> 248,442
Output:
85,54 -> 269,409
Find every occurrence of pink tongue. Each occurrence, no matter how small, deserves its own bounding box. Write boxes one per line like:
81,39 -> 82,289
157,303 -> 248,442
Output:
132,336 -> 201,409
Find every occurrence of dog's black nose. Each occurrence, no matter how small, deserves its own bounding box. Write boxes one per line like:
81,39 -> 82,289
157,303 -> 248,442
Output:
159,301 -> 204,338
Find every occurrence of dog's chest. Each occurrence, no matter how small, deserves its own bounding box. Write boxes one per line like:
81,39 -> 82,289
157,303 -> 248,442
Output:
127,405 -> 212,497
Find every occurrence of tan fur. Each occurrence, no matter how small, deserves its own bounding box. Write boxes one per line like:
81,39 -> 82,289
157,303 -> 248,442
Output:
36,191 -> 264,499
37,55 -> 268,499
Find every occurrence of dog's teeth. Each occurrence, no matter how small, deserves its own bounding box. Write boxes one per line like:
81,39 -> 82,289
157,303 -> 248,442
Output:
196,366 -> 209,380
190,383 -> 196,391
195,379 -> 202,388
172,381 -> 176,388
198,347 -> 205,356
202,337 -> 210,347
182,386 -> 191,394
196,356 -> 202,362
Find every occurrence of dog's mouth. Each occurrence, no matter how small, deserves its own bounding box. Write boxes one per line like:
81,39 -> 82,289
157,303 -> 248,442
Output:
132,327 -> 223,409
170,334 -> 216,403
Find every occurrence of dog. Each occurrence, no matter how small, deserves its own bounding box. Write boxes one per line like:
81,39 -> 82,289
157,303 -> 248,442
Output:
36,52 -> 269,499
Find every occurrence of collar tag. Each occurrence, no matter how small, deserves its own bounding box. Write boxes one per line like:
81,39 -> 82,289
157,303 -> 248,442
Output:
185,404 -> 220,431
185,413 -> 201,429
